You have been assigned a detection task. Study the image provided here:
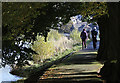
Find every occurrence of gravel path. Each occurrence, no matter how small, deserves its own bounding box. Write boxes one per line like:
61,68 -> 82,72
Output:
38,41 -> 103,83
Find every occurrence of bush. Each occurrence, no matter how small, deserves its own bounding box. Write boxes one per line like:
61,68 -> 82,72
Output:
47,29 -> 74,55
70,29 -> 82,43
31,35 -> 55,63
47,29 -> 61,41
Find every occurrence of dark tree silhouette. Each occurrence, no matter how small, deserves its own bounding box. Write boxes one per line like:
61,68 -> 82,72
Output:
97,2 -> 120,82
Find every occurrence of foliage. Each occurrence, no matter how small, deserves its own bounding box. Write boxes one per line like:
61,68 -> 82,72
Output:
2,2 -> 107,42
31,35 -> 55,63
70,29 -> 82,43
47,29 -> 61,41
80,2 -> 108,22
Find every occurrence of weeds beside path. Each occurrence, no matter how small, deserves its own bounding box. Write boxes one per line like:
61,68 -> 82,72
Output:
38,41 -> 103,83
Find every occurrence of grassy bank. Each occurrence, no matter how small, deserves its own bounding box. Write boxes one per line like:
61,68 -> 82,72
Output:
10,39 -> 91,82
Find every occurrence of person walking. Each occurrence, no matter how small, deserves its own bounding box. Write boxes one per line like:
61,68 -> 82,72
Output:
80,28 -> 88,49
91,27 -> 98,49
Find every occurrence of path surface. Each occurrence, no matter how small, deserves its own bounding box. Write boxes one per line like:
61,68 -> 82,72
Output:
38,41 -> 103,83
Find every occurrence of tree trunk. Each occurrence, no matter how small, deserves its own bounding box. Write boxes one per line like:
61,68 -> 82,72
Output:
97,2 -> 120,82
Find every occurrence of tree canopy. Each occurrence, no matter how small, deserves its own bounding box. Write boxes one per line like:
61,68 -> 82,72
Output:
2,2 -> 107,67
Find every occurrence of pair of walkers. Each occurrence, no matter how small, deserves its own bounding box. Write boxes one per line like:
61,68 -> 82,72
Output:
80,27 -> 98,49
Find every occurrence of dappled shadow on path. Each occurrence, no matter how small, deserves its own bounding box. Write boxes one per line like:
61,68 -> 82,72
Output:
52,71 -> 98,76
38,52 -> 102,83
39,71 -> 102,83
38,41 -> 102,83
61,53 -> 98,65
39,78 -> 102,83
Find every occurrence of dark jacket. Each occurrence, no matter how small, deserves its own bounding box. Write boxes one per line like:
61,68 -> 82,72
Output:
91,29 -> 98,38
80,31 -> 88,40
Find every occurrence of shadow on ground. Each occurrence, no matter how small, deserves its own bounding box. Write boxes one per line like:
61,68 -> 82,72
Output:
38,41 -> 102,83
60,53 -> 98,65
39,73 -> 102,83
38,53 -> 102,83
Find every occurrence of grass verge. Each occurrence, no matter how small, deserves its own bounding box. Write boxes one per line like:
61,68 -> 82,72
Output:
10,39 -> 92,82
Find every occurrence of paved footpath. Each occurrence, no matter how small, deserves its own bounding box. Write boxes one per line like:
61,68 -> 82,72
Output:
38,41 -> 103,83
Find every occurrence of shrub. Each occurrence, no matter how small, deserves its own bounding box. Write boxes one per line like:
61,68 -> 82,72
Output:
70,29 -> 82,43
47,29 -> 61,41
31,35 -> 55,63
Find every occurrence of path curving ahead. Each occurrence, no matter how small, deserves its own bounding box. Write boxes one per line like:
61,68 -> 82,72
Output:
38,41 -> 103,83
